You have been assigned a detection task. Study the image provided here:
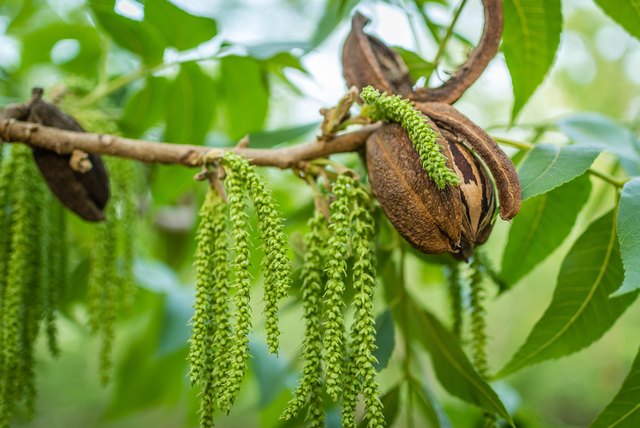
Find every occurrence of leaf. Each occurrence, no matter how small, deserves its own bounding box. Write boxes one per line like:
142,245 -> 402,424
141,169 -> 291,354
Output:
311,0 -> 360,47
407,303 -> 513,425
249,341 -> 292,408
164,63 -> 217,145
219,55 -> 269,140
502,0 -> 562,119
120,76 -> 168,138
557,113 -> 640,176
248,122 -> 319,149
615,177 -> 640,295
590,346 -> 640,427
394,47 -> 435,81
412,379 -> 452,428
88,0 -> 165,64
593,0 -> 640,41
501,174 -> 592,285
517,144 -> 600,200
145,0 -> 217,51
373,309 -> 395,371
497,211 -> 639,377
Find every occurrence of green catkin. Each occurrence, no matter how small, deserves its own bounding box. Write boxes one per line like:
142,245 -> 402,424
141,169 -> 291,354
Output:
468,260 -> 498,428
359,86 -> 459,190
446,263 -> 464,341
343,184 -> 384,428
281,212 -> 327,426
323,175 -> 352,401
190,188 -> 228,428
45,202 -> 67,357
244,166 -> 292,354
219,154 -> 253,413
0,153 -> 12,427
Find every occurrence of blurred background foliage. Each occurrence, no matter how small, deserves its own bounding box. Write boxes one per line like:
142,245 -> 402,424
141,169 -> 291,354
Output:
0,0 -> 639,427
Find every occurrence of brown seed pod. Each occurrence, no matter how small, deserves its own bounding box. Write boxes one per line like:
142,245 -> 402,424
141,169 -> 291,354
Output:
416,101 -> 521,219
26,88 -> 110,222
342,13 -> 414,97
366,120 -> 503,259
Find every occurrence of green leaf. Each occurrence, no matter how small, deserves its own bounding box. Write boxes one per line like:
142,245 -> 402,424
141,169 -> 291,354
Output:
373,309 -> 395,371
590,346 -> 640,427
557,113 -> 640,176
20,23 -> 102,76
394,47 -> 435,81
615,177 -> 640,295
593,0 -> 640,40
407,303 -> 513,425
248,122 -> 319,149
412,379 -> 452,428
518,144 -> 600,200
120,76 -> 168,138
219,56 -> 269,140
497,211 -> 639,377
311,0 -> 360,47
501,174 -> 592,285
164,63 -> 217,145
502,0 -> 562,119
249,341 -> 292,408
88,0 -> 165,64
145,0 -> 217,51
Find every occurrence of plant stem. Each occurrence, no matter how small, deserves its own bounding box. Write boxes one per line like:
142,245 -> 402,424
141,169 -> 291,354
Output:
432,0 -> 469,69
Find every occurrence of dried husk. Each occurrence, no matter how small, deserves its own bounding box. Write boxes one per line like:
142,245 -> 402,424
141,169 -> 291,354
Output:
342,13 -> 414,97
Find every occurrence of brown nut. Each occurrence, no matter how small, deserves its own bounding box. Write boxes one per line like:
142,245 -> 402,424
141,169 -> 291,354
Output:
342,13 -> 414,97
366,121 -> 502,259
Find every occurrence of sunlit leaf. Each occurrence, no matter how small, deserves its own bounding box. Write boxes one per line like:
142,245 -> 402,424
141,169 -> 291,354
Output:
590,346 -> 640,427
412,379 -> 452,428
164,63 -> 217,145
248,122 -> 319,149
501,174 -> 591,285
120,76 -> 169,138
88,0 -> 165,64
503,0 -> 562,119
146,0 -> 217,51
593,0 -> 640,41
394,47 -> 435,81
219,55 -> 269,140
517,144 -> 600,200
558,113 -> 640,176
407,303 -> 513,425
615,177 -> 640,295
373,309 -> 395,371
497,211 -> 639,377
311,0 -> 360,47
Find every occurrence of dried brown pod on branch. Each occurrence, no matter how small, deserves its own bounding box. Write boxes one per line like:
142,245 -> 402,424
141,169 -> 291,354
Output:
343,0 -> 520,259
0,88 -> 110,221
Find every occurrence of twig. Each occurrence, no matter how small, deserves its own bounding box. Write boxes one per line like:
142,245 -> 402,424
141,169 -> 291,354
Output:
0,118 -> 379,169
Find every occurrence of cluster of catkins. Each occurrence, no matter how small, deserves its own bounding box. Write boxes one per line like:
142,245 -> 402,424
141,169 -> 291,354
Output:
190,155 -> 385,428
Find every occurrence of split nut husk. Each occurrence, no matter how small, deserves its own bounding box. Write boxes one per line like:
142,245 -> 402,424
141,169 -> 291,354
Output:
366,112 -> 519,259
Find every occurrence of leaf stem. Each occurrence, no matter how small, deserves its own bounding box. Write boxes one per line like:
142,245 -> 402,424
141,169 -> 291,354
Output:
431,0 -> 469,69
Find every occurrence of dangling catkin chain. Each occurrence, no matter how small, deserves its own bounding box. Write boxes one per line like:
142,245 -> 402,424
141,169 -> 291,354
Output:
342,182 -> 384,428
281,211 -> 328,427
446,263 -> 464,341
323,175 -> 352,400
190,188 -> 228,428
359,86 -> 459,190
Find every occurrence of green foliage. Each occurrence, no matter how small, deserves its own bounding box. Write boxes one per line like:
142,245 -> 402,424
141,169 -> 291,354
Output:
590,345 -> 640,427
616,177 -> 640,294
517,144 -> 601,200
593,0 -> 640,41
501,174 -> 592,285
498,211 -> 639,377
502,0 -> 562,119
360,86 -> 459,189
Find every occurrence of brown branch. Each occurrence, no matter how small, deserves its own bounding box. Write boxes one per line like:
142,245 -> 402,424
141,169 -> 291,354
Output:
0,119 -> 379,169
412,0 -> 503,104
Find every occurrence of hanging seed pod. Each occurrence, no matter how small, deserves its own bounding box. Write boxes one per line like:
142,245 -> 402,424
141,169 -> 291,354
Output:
342,13 -> 413,97
26,88 -> 110,222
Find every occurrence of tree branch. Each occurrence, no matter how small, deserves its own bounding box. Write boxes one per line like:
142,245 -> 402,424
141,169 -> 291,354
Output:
0,119 -> 379,169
